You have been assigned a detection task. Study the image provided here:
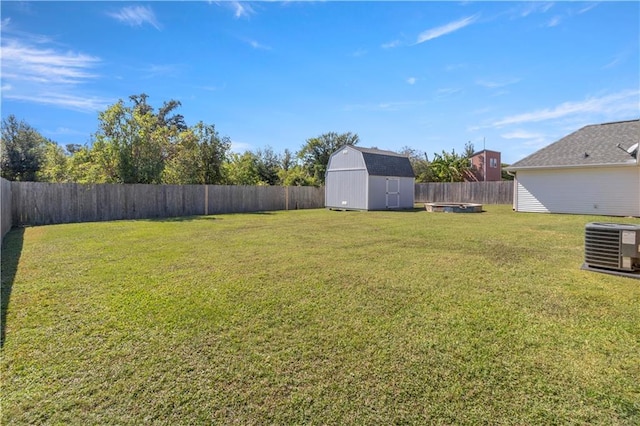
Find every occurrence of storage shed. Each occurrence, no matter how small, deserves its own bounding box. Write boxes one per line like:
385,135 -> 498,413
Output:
506,119 -> 640,217
325,146 -> 415,210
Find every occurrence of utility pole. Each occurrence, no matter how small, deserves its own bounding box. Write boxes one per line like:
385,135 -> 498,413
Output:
483,137 -> 486,182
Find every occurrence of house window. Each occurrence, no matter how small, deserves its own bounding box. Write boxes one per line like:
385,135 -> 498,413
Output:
489,158 -> 498,168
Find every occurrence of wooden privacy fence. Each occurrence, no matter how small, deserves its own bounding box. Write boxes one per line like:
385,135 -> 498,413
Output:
415,181 -> 513,205
1,178 -> 12,239
1,180 -> 514,231
8,182 -> 325,227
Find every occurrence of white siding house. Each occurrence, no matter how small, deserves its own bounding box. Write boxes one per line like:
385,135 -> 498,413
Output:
325,146 -> 415,210
507,120 -> 640,217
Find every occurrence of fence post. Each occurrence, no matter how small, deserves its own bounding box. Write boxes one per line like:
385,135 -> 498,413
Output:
204,185 -> 209,216
1,178 -> 12,240
285,186 -> 289,211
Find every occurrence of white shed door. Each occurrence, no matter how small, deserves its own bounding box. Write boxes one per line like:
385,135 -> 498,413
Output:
386,178 -> 400,208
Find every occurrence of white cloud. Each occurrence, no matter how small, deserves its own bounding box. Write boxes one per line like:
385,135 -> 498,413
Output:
1,39 -> 100,85
472,106 -> 492,115
108,5 -> 161,30
500,129 -> 553,160
435,87 -> 462,98
344,100 -> 426,112
545,16 -> 562,27
230,140 -> 253,153
406,77 -> 416,85
381,40 -> 400,49
492,89 -> 640,127
490,90 -> 510,98
352,48 -> 367,57
416,14 -> 479,44
540,2 -> 555,13
476,78 -> 520,89
602,50 -> 631,69
519,2 -> 554,18
4,92 -> 110,112
47,126 -> 89,136
246,39 -> 271,50
1,37 -> 109,112
577,3 -> 598,14
603,57 -> 622,69
377,102 -> 406,111
197,84 -> 225,92
141,64 -> 184,79
501,130 -> 544,139
444,63 -> 467,71
231,1 -> 255,18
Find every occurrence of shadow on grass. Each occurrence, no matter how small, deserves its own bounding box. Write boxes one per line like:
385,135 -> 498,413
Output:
424,210 -> 487,214
389,207 -> 428,213
1,227 -> 24,348
329,208 -> 427,213
148,211 -> 277,222
146,215 -> 221,223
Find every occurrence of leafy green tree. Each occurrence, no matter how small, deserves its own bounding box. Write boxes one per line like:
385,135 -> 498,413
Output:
162,130 -> 201,184
255,146 -> 281,185
275,148 -> 318,186
192,122 -> 230,184
223,152 -> 263,185
400,146 -> 433,183
65,144 -> 84,155
93,99 -> 156,183
37,141 -> 70,182
1,115 -> 47,181
163,122 -> 230,184
464,141 -> 475,158
429,149 -> 469,182
277,165 -> 318,186
501,164 -> 514,181
280,149 -> 295,172
93,94 -> 185,184
66,143 -> 116,184
298,131 -> 359,185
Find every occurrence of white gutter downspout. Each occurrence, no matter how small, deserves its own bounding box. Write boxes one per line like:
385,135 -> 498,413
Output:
507,169 -> 517,211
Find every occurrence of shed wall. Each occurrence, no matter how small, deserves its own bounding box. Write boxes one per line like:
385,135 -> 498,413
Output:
399,177 -> 416,208
326,146 -> 367,170
514,166 -> 640,216
368,176 -> 415,210
325,170 -> 368,210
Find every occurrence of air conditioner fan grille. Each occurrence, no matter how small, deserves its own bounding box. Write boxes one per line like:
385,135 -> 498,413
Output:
585,228 -> 621,269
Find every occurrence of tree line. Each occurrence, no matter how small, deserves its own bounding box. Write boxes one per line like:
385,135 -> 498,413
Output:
1,94 -> 511,186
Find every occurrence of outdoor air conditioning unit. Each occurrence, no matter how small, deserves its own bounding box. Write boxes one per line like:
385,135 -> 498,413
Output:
584,223 -> 640,272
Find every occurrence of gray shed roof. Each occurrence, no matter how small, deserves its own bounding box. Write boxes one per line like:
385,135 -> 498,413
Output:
507,119 -> 639,170
351,146 -> 415,178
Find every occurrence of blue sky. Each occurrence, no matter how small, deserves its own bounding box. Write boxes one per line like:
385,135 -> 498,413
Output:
1,1 -> 638,164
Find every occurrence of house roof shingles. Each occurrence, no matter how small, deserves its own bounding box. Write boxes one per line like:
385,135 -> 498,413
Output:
507,119 -> 640,170
350,146 -> 415,178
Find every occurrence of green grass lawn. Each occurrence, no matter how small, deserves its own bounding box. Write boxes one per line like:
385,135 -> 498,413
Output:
2,205 -> 639,424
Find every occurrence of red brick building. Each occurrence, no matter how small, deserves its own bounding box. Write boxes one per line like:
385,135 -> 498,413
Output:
465,150 -> 502,181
